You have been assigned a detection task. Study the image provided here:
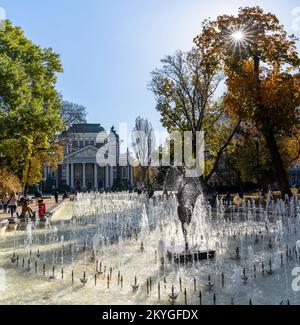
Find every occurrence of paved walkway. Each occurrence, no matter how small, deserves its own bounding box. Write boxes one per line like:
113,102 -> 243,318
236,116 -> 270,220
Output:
0,195 -> 61,221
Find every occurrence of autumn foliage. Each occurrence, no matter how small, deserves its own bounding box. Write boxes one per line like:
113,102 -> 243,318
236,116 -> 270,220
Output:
0,166 -> 22,195
194,6 -> 300,195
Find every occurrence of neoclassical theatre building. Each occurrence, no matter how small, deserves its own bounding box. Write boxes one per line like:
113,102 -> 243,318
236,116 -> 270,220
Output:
44,124 -> 134,192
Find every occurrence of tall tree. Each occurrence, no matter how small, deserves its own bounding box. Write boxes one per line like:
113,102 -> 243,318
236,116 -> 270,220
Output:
194,6 -> 300,196
60,101 -> 87,130
150,48 -> 240,184
131,116 -> 155,185
0,20 -> 64,194
225,128 -> 274,191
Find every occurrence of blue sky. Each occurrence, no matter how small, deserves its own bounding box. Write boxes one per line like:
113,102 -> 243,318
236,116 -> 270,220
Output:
0,0 -> 299,133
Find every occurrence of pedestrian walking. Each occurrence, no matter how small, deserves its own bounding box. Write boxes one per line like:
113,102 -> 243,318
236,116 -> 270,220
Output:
54,191 -> 59,204
7,192 -> 18,217
1,193 -> 9,213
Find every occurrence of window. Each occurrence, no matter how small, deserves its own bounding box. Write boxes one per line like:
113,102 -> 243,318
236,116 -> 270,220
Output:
90,140 -> 95,147
72,141 -> 78,149
79,140 -> 84,148
113,167 -> 117,179
85,140 -> 89,147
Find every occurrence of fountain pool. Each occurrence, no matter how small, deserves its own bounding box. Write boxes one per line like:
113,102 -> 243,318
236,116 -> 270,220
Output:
0,191 -> 300,305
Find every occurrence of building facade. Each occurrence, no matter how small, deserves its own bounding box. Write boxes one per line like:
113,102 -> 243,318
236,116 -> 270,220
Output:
44,124 -> 133,192
288,166 -> 300,187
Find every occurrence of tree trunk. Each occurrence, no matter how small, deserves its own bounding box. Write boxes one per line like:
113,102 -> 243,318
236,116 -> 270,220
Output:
23,159 -> 32,197
147,166 -> 151,185
263,129 -> 292,197
24,182 -> 29,197
142,166 -> 148,186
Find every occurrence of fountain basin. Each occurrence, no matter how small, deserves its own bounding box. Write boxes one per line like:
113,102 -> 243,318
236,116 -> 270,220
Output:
38,218 -> 48,228
0,219 -> 9,234
6,218 -> 20,232
167,245 -> 215,263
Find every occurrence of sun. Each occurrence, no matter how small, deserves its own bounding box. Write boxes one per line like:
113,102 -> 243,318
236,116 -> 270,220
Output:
232,31 -> 245,42
227,25 -> 254,52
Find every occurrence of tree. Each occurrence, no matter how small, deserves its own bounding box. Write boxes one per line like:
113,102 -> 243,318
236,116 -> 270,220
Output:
216,122 -> 300,192
194,6 -> 300,196
131,116 -> 155,185
0,20 -> 64,194
224,128 -> 274,191
0,166 -> 22,194
60,101 -> 87,130
150,48 -> 240,185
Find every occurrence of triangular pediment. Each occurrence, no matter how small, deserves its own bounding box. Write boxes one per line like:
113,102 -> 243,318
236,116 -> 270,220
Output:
65,145 -> 98,161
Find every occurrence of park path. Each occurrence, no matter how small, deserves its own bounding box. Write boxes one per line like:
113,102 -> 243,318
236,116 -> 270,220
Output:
0,196 -> 59,221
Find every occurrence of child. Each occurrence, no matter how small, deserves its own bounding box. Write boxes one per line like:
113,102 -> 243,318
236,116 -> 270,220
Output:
19,196 -> 35,219
38,199 -> 46,219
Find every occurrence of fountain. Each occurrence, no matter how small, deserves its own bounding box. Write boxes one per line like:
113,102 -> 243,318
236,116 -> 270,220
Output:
0,188 -> 300,305
168,285 -> 178,304
166,172 -> 216,263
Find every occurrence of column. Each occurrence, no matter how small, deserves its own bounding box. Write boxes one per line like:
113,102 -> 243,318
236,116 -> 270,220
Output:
82,163 -> 86,189
110,165 -> 114,187
105,165 -> 109,189
131,166 -> 134,186
94,163 -> 98,189
128,165 -> 131,185
70,163 -> 74,189
66,163 -> 70,187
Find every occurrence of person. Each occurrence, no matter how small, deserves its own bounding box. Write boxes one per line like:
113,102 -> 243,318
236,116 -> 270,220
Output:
34,190 -> 42,199
38,199 -> 46,219
1,193 -> 9,213
233,193 -> 241,206
54,191 -> 59,204
19,196 -> 35,220
7,192 -> 18,217
62,191 -> 68,200
225,192 -> 232,206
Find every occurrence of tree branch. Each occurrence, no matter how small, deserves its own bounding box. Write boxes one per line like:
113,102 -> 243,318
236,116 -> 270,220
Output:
205,121 -> 241,182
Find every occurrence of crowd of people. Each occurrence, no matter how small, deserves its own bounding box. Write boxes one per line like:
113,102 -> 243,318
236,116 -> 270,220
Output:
0,192 -> 47,220
1,192 -> 18,216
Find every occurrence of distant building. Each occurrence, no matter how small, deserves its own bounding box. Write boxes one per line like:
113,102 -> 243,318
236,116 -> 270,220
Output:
43,124 -> 134,192
288,166 -> 300,187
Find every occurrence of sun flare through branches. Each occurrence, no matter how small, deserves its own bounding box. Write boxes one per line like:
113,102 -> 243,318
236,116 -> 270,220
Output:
227,25 -> 254,52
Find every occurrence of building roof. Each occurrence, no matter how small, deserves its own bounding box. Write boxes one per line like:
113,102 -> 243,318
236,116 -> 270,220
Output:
67,124 -> 105,134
